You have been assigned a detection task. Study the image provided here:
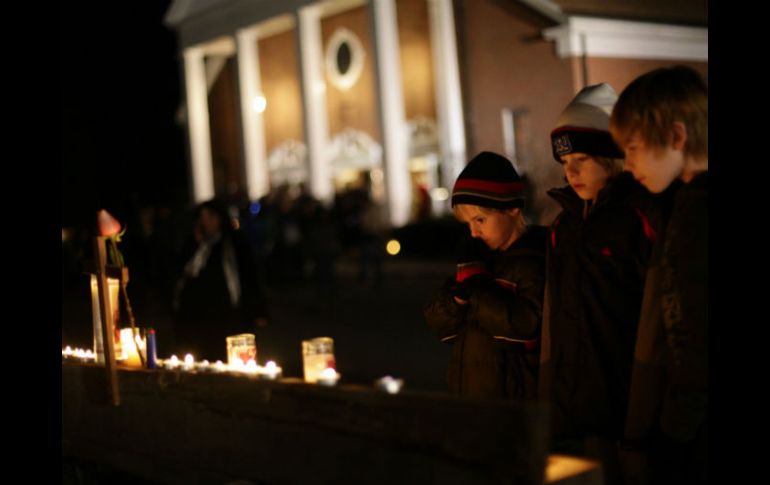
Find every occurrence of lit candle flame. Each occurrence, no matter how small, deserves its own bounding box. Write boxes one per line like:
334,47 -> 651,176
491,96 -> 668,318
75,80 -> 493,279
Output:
258,360 -> 282,380
165,355 -> 180,369
317,367 -> 340,386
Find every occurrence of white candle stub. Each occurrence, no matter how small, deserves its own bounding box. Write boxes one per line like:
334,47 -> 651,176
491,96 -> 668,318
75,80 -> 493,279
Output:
259,360 -> 282,380
245,359 -> 259,374
317,367 -> 340,386
375,375 -> 404,394
165,355 -> 180,369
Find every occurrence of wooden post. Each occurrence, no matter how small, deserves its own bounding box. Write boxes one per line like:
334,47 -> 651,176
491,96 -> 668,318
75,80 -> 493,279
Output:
94,236 -> 120,406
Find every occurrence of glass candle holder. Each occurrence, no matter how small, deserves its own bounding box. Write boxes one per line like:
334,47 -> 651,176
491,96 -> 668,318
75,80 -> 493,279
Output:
226,333 -> 257,367
302,337 -> 336,383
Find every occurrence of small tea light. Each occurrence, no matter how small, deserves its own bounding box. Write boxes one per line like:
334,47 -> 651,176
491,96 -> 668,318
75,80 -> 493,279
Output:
183,354 -> 195,371
164,355 -> 180,369
375,375 -> 404,394
62,346 -> 74,358
213,360 -> 226,373
84,350 -> 95,361
196,359 -> 211,372
244,359 -> 259,375
229,359 -> 245,373
317,367 -> 340,386
259,361 -> 282,380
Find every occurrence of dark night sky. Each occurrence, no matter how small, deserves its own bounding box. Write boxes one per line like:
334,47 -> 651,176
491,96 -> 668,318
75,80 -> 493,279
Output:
61,0 -> 188,229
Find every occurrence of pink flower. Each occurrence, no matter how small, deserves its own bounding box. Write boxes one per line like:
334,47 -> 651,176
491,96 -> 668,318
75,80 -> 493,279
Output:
97,209 -> 122,237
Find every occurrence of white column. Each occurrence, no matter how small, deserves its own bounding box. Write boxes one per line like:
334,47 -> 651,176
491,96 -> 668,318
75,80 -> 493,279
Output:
428,0 -> 467,190
236,28 -> 270,201
370,0 -> 411,227
297,5 -> 333,204
183,46 -> 216,203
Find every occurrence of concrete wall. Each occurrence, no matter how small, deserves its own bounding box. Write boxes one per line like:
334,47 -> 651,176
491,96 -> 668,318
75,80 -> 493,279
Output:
63,363 -> 549,484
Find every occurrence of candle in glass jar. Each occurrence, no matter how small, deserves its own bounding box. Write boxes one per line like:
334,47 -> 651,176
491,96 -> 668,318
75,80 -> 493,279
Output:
226,333 -> 257,367
302,337 -> 336,383
120,329 -> 145,368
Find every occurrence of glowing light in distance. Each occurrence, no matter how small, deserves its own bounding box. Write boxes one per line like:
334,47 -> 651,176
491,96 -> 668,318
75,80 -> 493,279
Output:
386,239 -> 401,256
252,95 -> 267,113
431,187 -> 449,201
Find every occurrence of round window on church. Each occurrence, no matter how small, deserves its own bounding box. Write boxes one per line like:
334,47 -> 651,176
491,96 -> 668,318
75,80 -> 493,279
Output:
326,28 -> 365,91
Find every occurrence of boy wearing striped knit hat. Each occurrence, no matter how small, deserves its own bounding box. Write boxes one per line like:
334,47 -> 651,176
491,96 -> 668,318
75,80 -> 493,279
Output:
424,151 -> 547,400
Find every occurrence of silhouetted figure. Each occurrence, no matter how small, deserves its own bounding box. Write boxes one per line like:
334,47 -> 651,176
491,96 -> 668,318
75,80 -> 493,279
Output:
173,199 -> 269,361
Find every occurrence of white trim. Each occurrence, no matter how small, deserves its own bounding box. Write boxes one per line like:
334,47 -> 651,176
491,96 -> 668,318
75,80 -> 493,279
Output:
543,16 -> 708,61
297,5 -> 334,203
328,128 -> 382,174
200,35 -> 236,57
253,15 -> 295,39
428,0 -> 467,192
519,0 -> 565,23
325,28 -> 366,91
370,0 -> 412,227
183,46 -> 216,203
236,28 -> 270,201
267,139 -> 309,186
236,16 -> 297,200
318,0 -> 367,18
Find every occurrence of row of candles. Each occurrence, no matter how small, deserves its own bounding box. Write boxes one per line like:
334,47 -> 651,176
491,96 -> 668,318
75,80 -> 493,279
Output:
61,346 -> 287,381
62,330 -> 408,391
60,345 -> 405,392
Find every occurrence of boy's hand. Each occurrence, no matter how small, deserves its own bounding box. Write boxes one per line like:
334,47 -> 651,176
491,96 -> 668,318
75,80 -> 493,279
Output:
452,236 -> 493,305
449,281 -> 470,304
456,236 -> 491,283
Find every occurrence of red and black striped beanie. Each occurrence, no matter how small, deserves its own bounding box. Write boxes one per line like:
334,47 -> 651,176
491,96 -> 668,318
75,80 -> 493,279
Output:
451,151 -> 524,209
550,83 -> 624,163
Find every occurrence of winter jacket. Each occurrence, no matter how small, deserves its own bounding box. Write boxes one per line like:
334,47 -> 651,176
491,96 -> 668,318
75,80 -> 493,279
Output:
424,225 -> 547,400
625,172 -> 707,447
539,172 -> 660,440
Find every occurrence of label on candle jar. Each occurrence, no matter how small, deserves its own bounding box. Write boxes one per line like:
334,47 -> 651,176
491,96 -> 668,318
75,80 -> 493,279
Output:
226,334 -> 257,367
